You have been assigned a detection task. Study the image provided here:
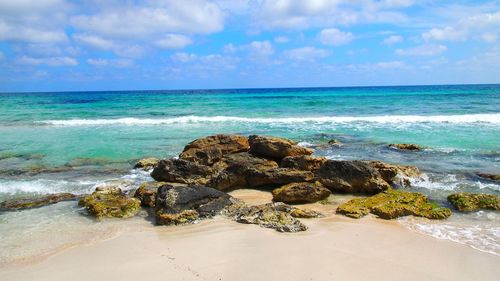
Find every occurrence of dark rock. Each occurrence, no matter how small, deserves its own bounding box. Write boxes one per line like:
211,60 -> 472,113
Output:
272,182 -> 331,204
133,181 -> 166,207
79,188 -> 140,219
224,202 -> 308,232
388,143 -> 422,151
280,155 -> 326,171
0,193 -> 79,211
363,160 -> 421,187
134,157 -> 159,170
248,135 -> 314,160
476,173 -> 500,183
151,158 -> 213,185
155,184 -> 233,225
447,192 -> 500,212
246,168 -> 315,188
336,189 -> 451,220
179,134 -> 249,166
317,160 -> 391,194
328,139 -> 343,147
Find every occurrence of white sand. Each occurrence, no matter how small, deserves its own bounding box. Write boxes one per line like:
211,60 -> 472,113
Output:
0,190 -> 498,281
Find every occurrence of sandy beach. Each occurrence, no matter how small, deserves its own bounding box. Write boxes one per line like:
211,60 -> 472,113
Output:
0,190 -> 498,281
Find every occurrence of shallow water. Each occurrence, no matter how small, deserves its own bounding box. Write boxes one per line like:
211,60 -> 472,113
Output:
0,85 -> 499,260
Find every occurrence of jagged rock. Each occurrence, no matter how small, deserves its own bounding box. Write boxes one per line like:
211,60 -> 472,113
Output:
388,143 -> 422,151
280,155 -> 327,171
246,168 -> 315,188
179,134 -> 249,165
224,202 -> 308,232
155,184 -> 233,225
476,173 -> 500,183
133,181 -> 166,207
447,192 -> 500,212
289,208 -> 323,218
272,182 -> 331,204
248,135 -> 314,160
317,160 -> 390,194
134,157 -> 159,170
336,189 -> 451,220
328,139 -> 343,147
79,188 -> 140,219
0,193 -> 78,211
363,160 -> 421,187
151,158 -> 213,185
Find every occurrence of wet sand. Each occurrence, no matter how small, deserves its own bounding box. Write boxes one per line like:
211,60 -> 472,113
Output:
0,190 -> 498,281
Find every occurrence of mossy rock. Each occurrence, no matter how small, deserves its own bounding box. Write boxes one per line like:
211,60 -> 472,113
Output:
156,210 -> 199,225
336,189 -> 451,220
134,157 -> 159,170
0,193 -> 78,211
447,192 -> 500,212
388,143 -> 422,151
134,181 -> 166,207
79,188 -> 140,219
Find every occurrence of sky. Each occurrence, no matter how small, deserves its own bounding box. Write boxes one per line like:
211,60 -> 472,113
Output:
0,0 -> 499,92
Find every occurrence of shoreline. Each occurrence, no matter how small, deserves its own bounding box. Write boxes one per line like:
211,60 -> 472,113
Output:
1,189 -> 499,281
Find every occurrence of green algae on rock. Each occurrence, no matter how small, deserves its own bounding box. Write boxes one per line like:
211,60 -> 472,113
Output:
476,173 -> 500,183
272,181 -> 331,204
388,143 -> 423,151
134,157 -> 159,170
0,193 -> 78,211
79,188 -> 140,219
133,181 -> 166,207
447,192 -> 500,212
336,189 -> 451,220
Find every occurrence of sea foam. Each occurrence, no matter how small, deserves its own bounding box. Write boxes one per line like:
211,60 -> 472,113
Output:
35,113 -> 500,126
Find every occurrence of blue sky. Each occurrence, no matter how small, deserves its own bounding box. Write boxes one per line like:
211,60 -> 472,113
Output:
0,0 -> 499,92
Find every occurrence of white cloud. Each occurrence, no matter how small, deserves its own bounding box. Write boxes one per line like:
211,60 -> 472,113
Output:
423,12 -> 500,43
73,34 -> 115,50
223,43 -> 237,53
382,35 -> 403,45
396,44 -> 447,56
17,56 -> 78,66
274,36 -> 289,43
71,1 -> 225,39
155,34 -> 193,49
87,58 -> 133,68
319,28 -> 354,46
245,41 -> 275,58
375,60 -> 406,69
171,52 -> 198,63
0,22 -> 68,43
284,46 -> 329,62
0,0 -> 67,15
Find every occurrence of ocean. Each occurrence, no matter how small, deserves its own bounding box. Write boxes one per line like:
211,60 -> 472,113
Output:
0,84 -> 499,261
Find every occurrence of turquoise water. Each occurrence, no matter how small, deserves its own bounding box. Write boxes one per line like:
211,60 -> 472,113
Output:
0,84 -> 499,260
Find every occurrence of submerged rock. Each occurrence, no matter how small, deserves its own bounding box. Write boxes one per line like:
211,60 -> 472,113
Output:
280,155 -> 327,172
336,189 -> 451,220
272,182 -> 331,204
0,193 -> 78,211
134,157 -> 159,170
363,160 -> 421,187
447,192 -> 500,212
155,184 -> 233,225
476,173 -> 500,183
133,181 -> 166,207
179,134 -> 249,166
388,143 -> 422,151
328,139 -> 343,147
79,188 -> 140,219
151,158 -> 213,185
248,135 -> 314,160
317,160 -> 390,194
224,202 -> 310,232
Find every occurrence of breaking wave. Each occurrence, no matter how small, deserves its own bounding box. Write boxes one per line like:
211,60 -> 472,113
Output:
35,113 -> 500,126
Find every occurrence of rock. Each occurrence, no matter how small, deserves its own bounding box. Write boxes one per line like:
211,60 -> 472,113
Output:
79,188 -> 140,219
272,182 -> 331,204
336,189 -> 451,220
317,160 -> 391,194
248,135 -> 314,160
151,158 -> 213,185
246,168 -> 315,188
0,193 -> 79,211
208,152 -> 278,190
289,208 -> 323,218
388,143 -> 422,151
363,160 -> 421,187
328,139 -> 343,147
224,202 -> 308,232
134,157 -> 159,170
155,184 -> 233,225
447,192 -> 500,212
133,181 -> 166,207
280,155 -> 327,171
476,173 -> 500,183
179,134 -> 249,165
